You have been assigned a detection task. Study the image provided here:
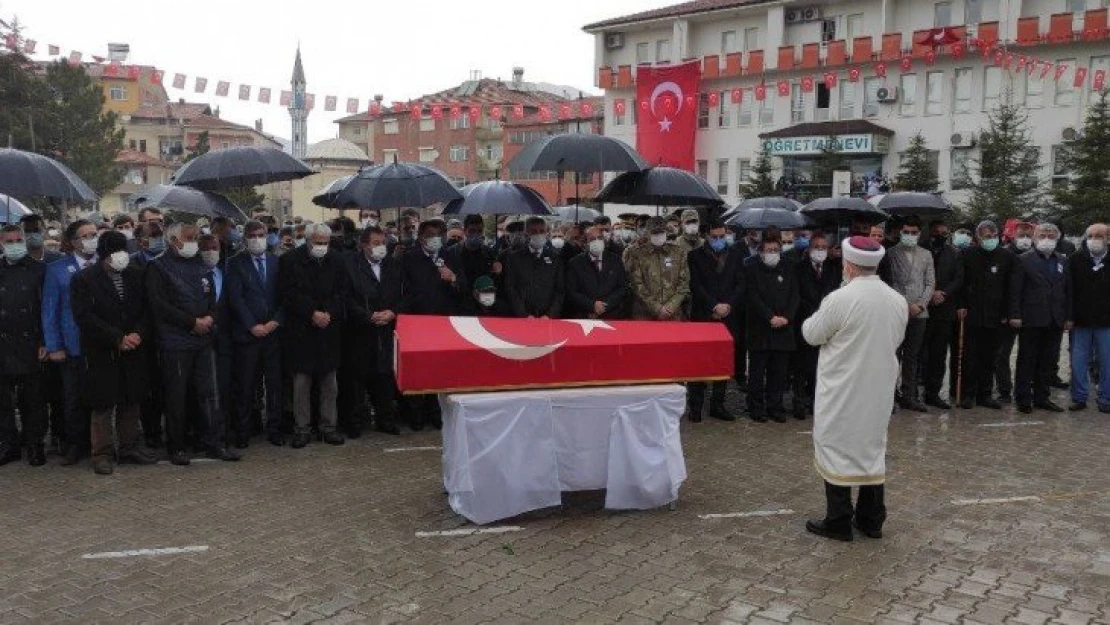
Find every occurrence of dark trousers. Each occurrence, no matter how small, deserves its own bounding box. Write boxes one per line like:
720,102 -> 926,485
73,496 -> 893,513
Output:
0,373 -> 48,448
405,394 -> 441,428
90,404 -> 141,460
61,357 -> 89,452
824,481 -> 886,534
734,322 -> 748,384
994,326 -> 1017,397
748,350 -> 789,417
347,370 -> 398,430
791,343 -> 819,414
898,319 -> 927,400
42,362 -> 63,445
140,348 -> 163,443
1016,325 -> 1064,407
923,317 -> 955,398
233,337 -> 282,437
162,347 -> 221,453
687,380 -> 726,410
962,325 -> 1002,402
215,342 -> 233,442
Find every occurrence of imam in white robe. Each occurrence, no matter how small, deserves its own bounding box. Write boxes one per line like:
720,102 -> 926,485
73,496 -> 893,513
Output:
802,275 -> 908,486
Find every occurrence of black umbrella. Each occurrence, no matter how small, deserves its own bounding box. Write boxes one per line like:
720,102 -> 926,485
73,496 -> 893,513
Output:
725,208 -> 813,231
311,174 -> 359,209
129,185 -> 248,222
171,146 -> 314,191
326,162 -> 462,210
506,133 -> 647,175
869,192 -> 952,217
0,148 -> 98,204
594,167 -> 724,208
0,194 -> 33,224
551,205 -> 601,223
441,181 -> 552,216
801,196 -> 888,225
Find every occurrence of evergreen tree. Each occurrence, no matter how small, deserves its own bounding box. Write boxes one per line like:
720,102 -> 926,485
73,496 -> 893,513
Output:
738,148 -> 776,198
964,97 -> 1043,222
184,130 -> 210,161
895,132 -> 939,192
1052,90 -> 1110,230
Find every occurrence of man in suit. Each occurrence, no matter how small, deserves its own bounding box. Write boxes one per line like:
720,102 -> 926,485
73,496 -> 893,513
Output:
956,221 -> 1015,409
1066,223 -> 1110,413
454,214 -> 500,292
400,220 -> 468,430
1010,223 -> 1068,414
227,221 -> 284,446
199,234 -> 236,452
994,222 -> 1036,402
687,221 -> 744,422
130,221 -> 166,448
745,236 -> 800,423
504,217 -> 564,319
343,226 -> 402,436
20,215 -> 63,265
794,232 -> 840,419
922,221 -> 964,409
885,218 -> 936,413
565,226 -> 627,320
42,219 -> 97,465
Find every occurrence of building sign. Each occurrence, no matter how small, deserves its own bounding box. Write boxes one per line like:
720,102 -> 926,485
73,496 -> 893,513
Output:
762,134 -> 890,156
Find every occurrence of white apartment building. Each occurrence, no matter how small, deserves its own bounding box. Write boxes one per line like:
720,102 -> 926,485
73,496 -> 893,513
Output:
585,0 -> 1110,205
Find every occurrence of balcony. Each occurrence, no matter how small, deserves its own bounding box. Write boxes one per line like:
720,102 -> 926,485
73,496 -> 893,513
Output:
476,125 -> 503,141
477,156 -> 501,173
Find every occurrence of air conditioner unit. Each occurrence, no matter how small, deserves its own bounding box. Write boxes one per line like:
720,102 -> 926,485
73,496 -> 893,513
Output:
876,86 -> 899,102
785,9 -> 803,23
1062,126 -> 1082,141
802,6 -> 822,21
605,32 -> 625,50
951,132 -> 977,148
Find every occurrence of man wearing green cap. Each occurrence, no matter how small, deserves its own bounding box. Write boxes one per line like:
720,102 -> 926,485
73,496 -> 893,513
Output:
471,275 -> 507,317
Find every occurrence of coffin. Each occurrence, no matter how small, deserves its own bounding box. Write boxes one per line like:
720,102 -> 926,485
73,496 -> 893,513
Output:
395,315 -> 734,394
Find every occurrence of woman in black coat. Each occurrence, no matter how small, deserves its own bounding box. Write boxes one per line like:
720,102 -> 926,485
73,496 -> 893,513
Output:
70,231 -> 157,474
744,239 -> 801,423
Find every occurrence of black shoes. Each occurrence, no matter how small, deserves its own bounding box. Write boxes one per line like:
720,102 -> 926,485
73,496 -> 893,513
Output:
27,445 -> 46,467
852,519 -> 883,539
1034,400 -> 1065,413
978,397 -> 1003,410
805,519 -> 853,542
376,422 -> 402,436
118,448 -> 157,465
60,445 -> 80,466
958,398 -> 976,410
898,398 -> 929,413
346,427 -> 362,440
144,434 -> 162,449
709,404 -> 735,422
1050,378 -> 1069,390
768,413 -> 787,424
291,433 -> 311,449
233,435 -> 250,450
206,447 -> 242,462
92,457 -> 114,475
924,395 -> 952,410
429,418 -> 443,431
0,443 -> 21,466
323,431 -> 345,446
169,451 -> 191,466
1018,404 -> 1034,414
1069,401 -> 1087,412
749,413 -> 768,423
997,393 -> 1013,405
267,433 -> 285,446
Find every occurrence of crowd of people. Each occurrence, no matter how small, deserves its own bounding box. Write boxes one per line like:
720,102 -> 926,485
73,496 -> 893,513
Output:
1,203 -> 1106,476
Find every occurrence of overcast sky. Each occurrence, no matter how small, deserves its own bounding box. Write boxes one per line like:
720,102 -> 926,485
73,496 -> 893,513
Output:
3,0 -> 668,144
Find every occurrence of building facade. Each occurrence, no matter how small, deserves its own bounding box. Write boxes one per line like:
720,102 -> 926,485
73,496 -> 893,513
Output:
502,98 -> 606,204
586,0 -> 1110,205
289,138 -> 372,223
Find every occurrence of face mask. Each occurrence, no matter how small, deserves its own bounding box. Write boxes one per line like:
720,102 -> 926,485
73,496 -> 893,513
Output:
423,237 -> 443,253
3,242 -> 28,262
724,234 -> 736,247
108,250 -> 130,272
1035,238 -> 1057,254
795,236 -> 810,251
684,223 -> 699,236
201,250 -> 220,268
550,237 -> 565,250
228,229 -> 242,245
1088,239 -> 1107,256
650,234 -> 667,247
25,232 -> 44,250
147,237 -> 165,253
465,234 -> 483,250
980,237 -> 999,252
953,233 -> 972,249
118,229 -> 134,241
295,237 -> 306,248
810,250 -> 828,264
310,244 -> 329,259
762,252 -> 781,268
80,238 -> 98,256
588,239 -> 606,256
708,238 -> 727,253
267,233 -> 280,248
478,293 -> 497,307
529,234 -> 548,250
1015,236 -> 1033,251
246,237 -> 268,255
200,227 -> 212,236
508,233 -> 526,248
370,244 -> 388,261
178,241 -> 199,258
900,234 -> 920,247
781,243 -> 795,253
931,234 -> 948,248
361,218 -> 378,228
620,229 -> 635,243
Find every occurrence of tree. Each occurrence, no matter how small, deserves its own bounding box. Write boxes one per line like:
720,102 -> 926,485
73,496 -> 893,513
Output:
895,132 -> 939,192
1052,90 -> 1110,230
184,130 -> 210,161
964,97 -> 1043,222
184,130 -> 265,212
738,148 -> 776,198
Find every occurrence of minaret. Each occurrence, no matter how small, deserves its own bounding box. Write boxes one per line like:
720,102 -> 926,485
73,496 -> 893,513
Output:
289,46 -> 308,159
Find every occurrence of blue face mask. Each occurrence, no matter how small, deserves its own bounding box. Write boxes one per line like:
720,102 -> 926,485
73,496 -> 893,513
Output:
794,236 -> 810,251
228,229 -> 243,245
25,232 -> 44,250
709,238 -> 728,253
267,233 -> 280,248
980,237 -> 999,252
147,237 -> 166,253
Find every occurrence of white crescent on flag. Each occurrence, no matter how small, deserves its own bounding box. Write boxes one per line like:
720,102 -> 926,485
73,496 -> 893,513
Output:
448,318 -> 614,362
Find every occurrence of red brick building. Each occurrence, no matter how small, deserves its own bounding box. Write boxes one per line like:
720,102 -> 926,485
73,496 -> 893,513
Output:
502,96 -> 604,204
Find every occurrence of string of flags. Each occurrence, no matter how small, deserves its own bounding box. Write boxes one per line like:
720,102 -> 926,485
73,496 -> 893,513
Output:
4,25 -> 1108,120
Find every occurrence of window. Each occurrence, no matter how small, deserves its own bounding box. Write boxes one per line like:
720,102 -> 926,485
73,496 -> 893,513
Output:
139,139 -> 147,153
128,139 -> 136,150
739,90 -> 753,126
383,119 -> 399,135
1052,145 -> 1071,189
821,19 -> 837,42
951,150 -> 972,189
840,82 -> 857,119
1066,0 -> 1085,12
846,14 -> 864,43
925,71 -> 944,115
984,66 -> 1003,110
759,93 -> 774,125
965,0 -> 983,24
1055,58 -> 1076,106
900,74 -> 918,115
449,145 -> 469,162
934,2 -> 952,27
449,115 -> 471,130
864,77 -> 882,117
509,130 -> 546,144
900,149 -> 940,180
697,94 -> 710,129
1091,55 -> 1110,103
696,160 -> 708,180
613,104 -> 626,126
418,147 -> 437,163
791,84 -> 805,122
353,125 -> 363,136
743,27 -> 761,51
109,86 -> 127,101
636,42 -> 651,65
221,142 -> 230,149
419,115 -> 435,132
718,91 -> 733,128
716,159 -> 730,195
722,30 -> 738,55
1025,72 -> 1044,108
737,159 -> 752,195
816,83 -> 831,121
382,148 -> 398,163
954,67 -> 972,113
656,39 -> 671,64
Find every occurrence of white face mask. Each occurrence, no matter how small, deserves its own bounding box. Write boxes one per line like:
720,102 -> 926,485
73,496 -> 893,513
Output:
684,223 -> 699,236
361,218 -> 379,228
1035,238 -> 1057,254
369,244 -> 388,261
295,237 -> 306,248
108,250 -> 130,272
762,252 -> 781,268
201,250 -> 220,268
810,249 -> 828,264
120,229 -> 135,240
478,293 -> 496,307
423,237 -> 443,253
1088,239 -> 1107,256
650,234 -> 667,247
79,237 -> 98,257
1015,236 -> 1033,251
781,243 -> 795,253
178,241 -> 199,258
246,236 -> 268,256
550,237 -> 565,250
529,234 -> 548,250
310,244 -> 329,259
588,239 -> 606,257
3,242 -> 28,262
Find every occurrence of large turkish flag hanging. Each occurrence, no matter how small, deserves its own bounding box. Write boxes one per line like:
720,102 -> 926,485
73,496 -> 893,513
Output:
636,60 -> 701,171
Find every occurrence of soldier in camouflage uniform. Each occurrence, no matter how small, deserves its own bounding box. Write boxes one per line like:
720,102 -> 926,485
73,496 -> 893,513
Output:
675,209 -> 704,254
628,217 -> 690,321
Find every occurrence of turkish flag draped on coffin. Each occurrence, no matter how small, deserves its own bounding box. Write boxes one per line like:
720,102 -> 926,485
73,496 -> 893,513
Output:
635,60 -> 701,171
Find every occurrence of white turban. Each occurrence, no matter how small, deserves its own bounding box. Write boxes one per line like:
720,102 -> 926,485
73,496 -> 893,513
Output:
842,236 -> 885,268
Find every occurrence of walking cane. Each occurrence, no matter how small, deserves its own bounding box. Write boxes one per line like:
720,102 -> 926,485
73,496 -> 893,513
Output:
955,315 -> 966,406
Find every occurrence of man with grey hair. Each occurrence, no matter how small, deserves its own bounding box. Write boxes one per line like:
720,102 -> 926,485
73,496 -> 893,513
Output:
279,222 -> 348,447
1009,222 -> 1068,414
1065,223 -> 1110,413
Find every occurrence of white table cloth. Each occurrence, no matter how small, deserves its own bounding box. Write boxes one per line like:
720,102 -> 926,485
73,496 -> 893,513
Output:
440,385 -> 687,524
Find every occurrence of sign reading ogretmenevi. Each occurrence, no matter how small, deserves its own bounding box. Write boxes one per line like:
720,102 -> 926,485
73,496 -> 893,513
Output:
762,134 -> 890,156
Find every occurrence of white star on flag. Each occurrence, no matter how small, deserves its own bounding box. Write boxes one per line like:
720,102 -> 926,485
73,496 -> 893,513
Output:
658,117 -> 673,132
